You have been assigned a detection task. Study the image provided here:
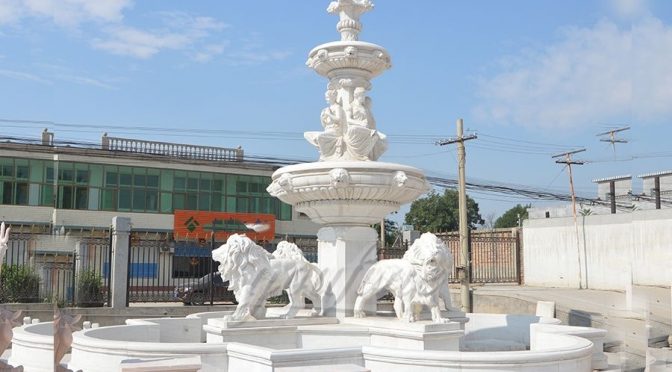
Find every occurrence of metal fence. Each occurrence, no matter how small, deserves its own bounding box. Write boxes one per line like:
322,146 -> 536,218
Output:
1,227 -> 112,306
377,229 -> 522,284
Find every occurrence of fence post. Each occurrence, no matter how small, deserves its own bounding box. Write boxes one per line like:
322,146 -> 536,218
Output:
110,217 -> 131,309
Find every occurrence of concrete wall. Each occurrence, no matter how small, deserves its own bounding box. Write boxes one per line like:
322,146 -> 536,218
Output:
523,209 -> 672,289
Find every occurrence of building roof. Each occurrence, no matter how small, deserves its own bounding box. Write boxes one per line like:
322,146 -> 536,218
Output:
592,175 -> 632,183
638,170 -> 672,179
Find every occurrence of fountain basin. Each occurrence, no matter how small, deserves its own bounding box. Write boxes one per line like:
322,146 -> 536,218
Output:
307,41 -> 391,79
268,161 -> 430,225
8,321 -> 53,372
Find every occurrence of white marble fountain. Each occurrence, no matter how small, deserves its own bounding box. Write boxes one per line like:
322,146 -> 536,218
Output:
7,2 -> 609,371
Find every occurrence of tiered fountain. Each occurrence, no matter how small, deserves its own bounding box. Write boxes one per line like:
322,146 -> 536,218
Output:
16,2 -> 611,371
267,0 -> 430,318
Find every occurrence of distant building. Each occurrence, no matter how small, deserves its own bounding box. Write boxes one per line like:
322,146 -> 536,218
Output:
0,131 -> 318,239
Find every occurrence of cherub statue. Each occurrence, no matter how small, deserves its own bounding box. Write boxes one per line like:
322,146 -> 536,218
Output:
344,87 -> 388,160
305,88 -> 348,160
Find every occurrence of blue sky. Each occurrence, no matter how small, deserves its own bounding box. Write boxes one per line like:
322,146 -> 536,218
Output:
1,0 -> 671,223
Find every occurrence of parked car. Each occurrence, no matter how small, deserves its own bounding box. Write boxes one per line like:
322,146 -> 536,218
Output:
174,272 -> 237,305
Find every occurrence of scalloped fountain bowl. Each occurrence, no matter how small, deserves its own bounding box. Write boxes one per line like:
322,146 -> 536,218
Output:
267,161 -> 431,225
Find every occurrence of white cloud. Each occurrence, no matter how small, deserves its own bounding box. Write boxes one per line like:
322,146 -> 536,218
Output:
0,68 -> 51,84
192,43 -> 227,63
473,17 -> 672,129
57,74 -> 116,89
92,13 -> 229,59
92,26 -> 192,59
611,0 -> 650,19
0,0 -> 131,26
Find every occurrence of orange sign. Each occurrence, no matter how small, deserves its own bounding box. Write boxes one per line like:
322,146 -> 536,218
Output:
173,210 -> 276,242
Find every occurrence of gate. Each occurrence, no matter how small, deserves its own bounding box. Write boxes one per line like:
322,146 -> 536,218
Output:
437,229 -> 521,284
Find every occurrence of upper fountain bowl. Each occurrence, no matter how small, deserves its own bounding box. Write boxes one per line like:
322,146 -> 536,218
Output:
267,161 -> 430,226
307,41 -> 391,80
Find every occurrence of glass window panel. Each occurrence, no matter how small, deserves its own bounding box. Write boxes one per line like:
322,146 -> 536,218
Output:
46,167 -> 54,182
147,168 -> 160,176
147,175 -> 159,188
226,175 -> 237,194
133,189 -> 146,210
198,193 -> 210,211
173,193 -> 185,210
14,158 -> 28,167
261,198 -> 271,214
42,185 -> 54,206
1,182 -> 11,204
280,203 -> 292,221
29,160 -> 43,182
15,183 -> 28,205
186,194 -> 197,210
16,165 -> 30,180
60,169 -> 73,182
249,197 -> 259,213
105,172 -> 118,186
101,189 -> 115,210
134,174 -> 146,187
213,179 -> 223,192
119,188 -> 131,210
146,191 -> 158,211
226,196 -> 236,211
1,165 -> 13,178
236,181 -> 247,193
76,169 -> 89,184
199,179 -> 211,191
89,165 -> 103,187
236,197 -> 248,213
187,177 -> 198,190
174,177 -> 186,191
212,193 -> 222,211
119,173 -> 132,186
75,187 -> 88,209
60,185 -> 73,209
160,192 -> 172,213
160,171 -> 173,191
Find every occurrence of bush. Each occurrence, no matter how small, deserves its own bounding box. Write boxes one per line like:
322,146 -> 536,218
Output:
0,264 -> 40,303
76,270 -> 104,307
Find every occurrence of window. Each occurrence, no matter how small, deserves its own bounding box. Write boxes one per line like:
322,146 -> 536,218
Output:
0,158 -> 30,206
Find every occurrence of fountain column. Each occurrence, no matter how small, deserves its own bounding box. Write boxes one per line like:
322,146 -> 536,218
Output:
267,0 -> 430,318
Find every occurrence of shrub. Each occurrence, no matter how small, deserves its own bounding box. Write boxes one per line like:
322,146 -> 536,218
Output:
0,264 -> 40,303
76,270 -> 104,306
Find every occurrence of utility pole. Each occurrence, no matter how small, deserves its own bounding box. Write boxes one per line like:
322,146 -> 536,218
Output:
552,149 -> 586,289
597,126 -> 630,153
437,118 -> 477,312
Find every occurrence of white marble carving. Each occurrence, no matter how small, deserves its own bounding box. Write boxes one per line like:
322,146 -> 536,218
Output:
327,0 -> 373,41
0,309 -> 21,357
354,233 -> 456,323
273,241 -> 309,262
54,311 -> 81,369
0,223 -> 9,277
212,234 -> 323,320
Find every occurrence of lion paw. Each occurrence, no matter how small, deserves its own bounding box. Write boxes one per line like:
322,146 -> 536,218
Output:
353,310 -> 366,318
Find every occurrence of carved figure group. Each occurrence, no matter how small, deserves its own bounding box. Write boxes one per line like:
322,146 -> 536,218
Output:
305,83 -> 387,161
354,233 -> 456,323
212,234 -> 324,321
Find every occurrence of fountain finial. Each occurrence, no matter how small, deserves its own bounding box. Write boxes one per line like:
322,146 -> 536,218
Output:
327,0 -> 374,41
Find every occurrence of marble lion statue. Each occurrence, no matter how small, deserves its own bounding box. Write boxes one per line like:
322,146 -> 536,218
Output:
354,232 -> 455,323
212,234 -> 323,321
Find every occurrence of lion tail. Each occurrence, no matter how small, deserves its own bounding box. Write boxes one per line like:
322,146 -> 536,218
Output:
309,263 -> 324,292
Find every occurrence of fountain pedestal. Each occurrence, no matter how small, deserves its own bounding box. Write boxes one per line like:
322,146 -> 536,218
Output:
318,226 -> 378,318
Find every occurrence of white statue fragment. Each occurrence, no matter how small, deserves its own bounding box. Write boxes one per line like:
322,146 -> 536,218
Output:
354,232 -> 456,323
0,222 -> 9,277
0,309 -> 21,358
212,234 -> 324,321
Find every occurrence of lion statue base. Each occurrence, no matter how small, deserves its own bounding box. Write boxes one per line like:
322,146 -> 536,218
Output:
353,232 -> 457,323
212,234 -> 324,321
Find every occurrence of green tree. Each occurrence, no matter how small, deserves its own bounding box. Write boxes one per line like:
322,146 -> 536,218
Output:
372,218 -> 400,245
494,204 -> 530,228
404,190 -> 484,232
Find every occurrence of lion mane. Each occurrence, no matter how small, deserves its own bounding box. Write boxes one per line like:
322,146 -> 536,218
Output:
354,232 -> 454,323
